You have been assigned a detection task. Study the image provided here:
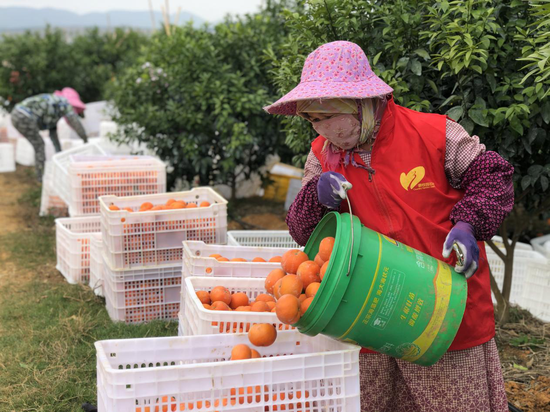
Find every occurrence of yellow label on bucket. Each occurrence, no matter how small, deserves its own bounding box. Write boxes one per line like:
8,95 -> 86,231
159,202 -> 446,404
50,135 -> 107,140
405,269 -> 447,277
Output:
400,261 -> 453,362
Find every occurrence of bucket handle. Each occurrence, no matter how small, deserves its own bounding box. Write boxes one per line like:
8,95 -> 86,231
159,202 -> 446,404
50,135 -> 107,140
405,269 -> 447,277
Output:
345,196 -> 354,276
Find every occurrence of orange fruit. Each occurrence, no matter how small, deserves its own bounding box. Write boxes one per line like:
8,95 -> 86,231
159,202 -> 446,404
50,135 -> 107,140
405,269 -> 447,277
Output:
109,204 -> 120,211
320,261 -> 329,281
200,201 -> 211,207
202,303 -> 212,310
271,307 -> 276,313
250,301 -> 269,312
319,237 -> 335,261
265,269 -> 286,294
269,255 -> 283,263
298,293 -> 307,305
231,344 -> 251,360
216,256 -> 230,262
300,297 -> 314,316
230,257 -> 247,262
196,290 -> 211,305
305,282 -> 320,298
140,202 -> 154,211
275,294 -> 301,324
230,292 -> 249,309
153,395 -> 177,412
255,293 -> 276,303
209,253 -> 222,258
314,253 -> 325,267
123,207 -> 133,212
186,203 -> 198,208
151,205 -> 165,211
266,301 -> 276,311
210,286 -> 232,305
274,274 -> 303,298
281,250 -> 309,274
165,198 -> 177,206
248,323 -> 277,347
252,257 -> 266,262
210,301 -> 230,311
167,201 -> 186,209
251,349 -> 261,358
296,260 -> 321,290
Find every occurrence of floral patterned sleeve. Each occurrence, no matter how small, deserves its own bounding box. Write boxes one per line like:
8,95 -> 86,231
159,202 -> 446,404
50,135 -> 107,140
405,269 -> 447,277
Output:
285,150 -> 329,246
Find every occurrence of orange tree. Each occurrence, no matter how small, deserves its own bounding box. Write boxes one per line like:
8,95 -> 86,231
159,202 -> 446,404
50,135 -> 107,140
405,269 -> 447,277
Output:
109,2 -> 300,196
269,0 -> 550,323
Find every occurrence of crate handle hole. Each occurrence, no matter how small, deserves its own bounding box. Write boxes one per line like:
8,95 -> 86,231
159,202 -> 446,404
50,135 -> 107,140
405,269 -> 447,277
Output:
110,353 -> 117,357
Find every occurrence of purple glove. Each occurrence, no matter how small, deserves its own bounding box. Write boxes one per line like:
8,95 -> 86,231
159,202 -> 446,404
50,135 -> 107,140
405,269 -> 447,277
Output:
317,171 -> 352,209
442,221 -> 479,279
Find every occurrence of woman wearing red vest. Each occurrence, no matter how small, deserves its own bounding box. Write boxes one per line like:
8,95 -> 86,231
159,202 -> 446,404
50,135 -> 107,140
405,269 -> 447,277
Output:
264,41 -> 513,412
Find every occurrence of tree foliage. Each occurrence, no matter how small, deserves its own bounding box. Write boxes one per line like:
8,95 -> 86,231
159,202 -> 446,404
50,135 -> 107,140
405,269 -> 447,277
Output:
109,4 -> 299,195
0,27 -> 148,105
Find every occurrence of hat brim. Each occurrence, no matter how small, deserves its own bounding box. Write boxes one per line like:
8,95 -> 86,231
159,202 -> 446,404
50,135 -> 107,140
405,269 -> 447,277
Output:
264,73 -> 393,116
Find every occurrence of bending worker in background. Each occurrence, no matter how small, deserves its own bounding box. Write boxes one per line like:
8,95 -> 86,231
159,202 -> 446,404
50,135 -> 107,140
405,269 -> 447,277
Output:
264,41 -> 514,412
10,87 -> 88,180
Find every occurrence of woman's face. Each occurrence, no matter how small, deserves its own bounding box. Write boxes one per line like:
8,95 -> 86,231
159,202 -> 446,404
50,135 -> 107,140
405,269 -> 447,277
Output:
309,113 -> 361,150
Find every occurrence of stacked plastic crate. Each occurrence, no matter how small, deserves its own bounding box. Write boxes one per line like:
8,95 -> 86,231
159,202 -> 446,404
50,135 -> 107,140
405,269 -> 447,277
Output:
96,230 -> 361,411
51,143 -> 167,216
179,241 -> 291,337
99,188 -> 228,324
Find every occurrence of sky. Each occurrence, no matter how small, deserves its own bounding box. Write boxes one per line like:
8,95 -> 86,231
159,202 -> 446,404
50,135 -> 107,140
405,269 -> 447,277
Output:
0,0 -> 265,22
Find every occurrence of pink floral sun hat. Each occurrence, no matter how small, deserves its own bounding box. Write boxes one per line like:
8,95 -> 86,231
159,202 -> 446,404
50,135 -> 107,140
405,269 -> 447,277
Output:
264,41 -> 393,116
54,87 -> 86,111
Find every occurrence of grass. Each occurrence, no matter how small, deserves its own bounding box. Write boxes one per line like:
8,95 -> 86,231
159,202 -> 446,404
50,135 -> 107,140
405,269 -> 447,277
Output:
0,177 -> 177,411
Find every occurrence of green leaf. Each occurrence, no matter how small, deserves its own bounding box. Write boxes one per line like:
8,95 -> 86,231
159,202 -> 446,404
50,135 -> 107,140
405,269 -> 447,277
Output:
486,74 -> 497,93
521,175 -> 532,190
542,101 -> 550,124
511,117 -> 525,136
397,57 -> 410,70
528,165 -> 543,177
513,363 -> 528,371
468,108 -> 489,127
527,128 -> 538,144
427,79 -> 438,94
414,48 -> 430,60
446,106 -> 464,121
373,51 -> 382,66
541,176 -> 549,192
459,118 -> 474,135
471,65 -> 482,74
410,60 -> 422,76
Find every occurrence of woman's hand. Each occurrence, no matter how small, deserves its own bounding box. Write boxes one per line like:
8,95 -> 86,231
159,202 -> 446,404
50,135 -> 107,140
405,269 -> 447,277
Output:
317,171 -> 352,209
442,221 -> 479,279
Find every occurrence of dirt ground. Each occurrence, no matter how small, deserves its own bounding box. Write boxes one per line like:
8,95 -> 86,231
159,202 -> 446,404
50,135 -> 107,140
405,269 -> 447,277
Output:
0,166 -> 549,411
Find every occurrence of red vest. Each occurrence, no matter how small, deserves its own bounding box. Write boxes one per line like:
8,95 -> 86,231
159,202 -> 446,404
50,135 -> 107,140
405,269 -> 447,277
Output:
312,98 -> 494,352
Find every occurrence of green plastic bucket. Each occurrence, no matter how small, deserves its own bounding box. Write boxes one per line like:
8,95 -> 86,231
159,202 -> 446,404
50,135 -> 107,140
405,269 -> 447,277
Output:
295,212 -> 468,366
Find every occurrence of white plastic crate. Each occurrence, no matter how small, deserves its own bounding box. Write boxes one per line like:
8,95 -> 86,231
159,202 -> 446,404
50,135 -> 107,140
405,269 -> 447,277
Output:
531,234 -> 550,259
52,142 -> 107,206
40,161 -> 68,217
0,143 -> 15,172
100,188 -> 228,270
486,246 -> 547,305
521,260 -> 550,322
67,154 -> 166,216
102,256 -> 181,324
182,241 -> 288,278
490,235 -> 533,251
90,233 -> 104,297
55,216 -> 102,284
180,276 -> 294,337
95,331 -> 361,412
228,230 -> 300,249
